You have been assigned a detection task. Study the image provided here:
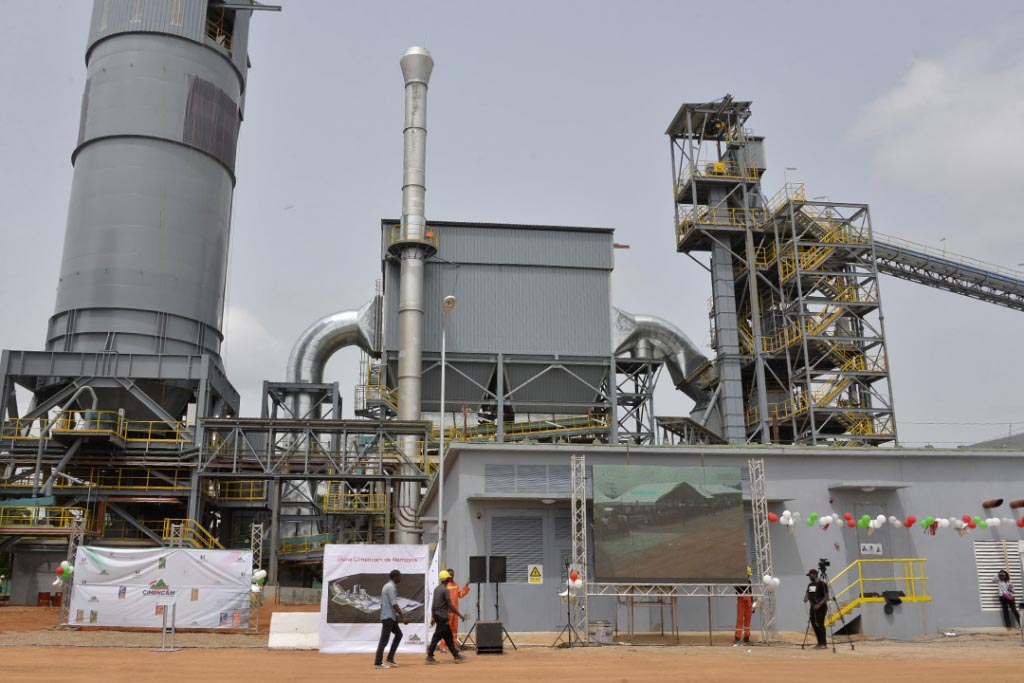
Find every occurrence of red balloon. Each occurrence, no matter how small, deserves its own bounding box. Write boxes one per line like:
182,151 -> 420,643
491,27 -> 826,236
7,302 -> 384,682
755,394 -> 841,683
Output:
847,519 -> 857,528
968,520 -> 977,529
767,512 -> 779,523
905,515 -> 917,525
569,570 -> 579,582
843,512 -> 853,521
1017,518 -> 1024,529
56,566 -> 64,576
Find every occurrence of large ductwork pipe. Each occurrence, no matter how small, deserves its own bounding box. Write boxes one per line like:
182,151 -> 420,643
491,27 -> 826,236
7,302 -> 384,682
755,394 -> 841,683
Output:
613,308 -> 710,405
392,46 -> 435,543
285,297 -> 380,418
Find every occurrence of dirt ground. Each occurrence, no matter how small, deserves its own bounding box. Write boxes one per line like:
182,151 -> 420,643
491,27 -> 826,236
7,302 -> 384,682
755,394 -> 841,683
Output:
3,606 -> 1024,682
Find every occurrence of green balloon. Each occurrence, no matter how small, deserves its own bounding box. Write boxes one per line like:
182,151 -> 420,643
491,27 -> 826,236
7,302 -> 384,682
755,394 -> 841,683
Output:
920,519 -> 929,528
809,513 -> 819,521
979,520 -> 989,529
973,516 -> 981,522
926,517 -> 935,525
806,518 -> 815,527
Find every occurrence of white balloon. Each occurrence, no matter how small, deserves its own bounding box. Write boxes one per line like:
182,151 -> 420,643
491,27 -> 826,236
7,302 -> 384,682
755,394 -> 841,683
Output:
782,510 -> 791,518
572,579 -> 584,590
60,560 -> 70,570
991,518 -> 1002,527
819,517 -> 829,527
66,565 -> 74,575
876,515 -> 886,524
763,574 -> 773,585
938,519 -> 949,528
955,520 -> 965,529
251,583 -> 262,594
771,577 -> 781,588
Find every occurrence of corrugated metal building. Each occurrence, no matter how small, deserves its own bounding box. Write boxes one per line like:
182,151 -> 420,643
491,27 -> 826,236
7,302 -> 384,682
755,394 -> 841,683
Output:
380,220 -> 615,416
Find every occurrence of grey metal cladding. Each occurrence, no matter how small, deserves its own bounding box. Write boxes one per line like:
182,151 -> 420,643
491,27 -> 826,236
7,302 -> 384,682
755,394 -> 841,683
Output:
78,35 -> 242,172
87,1 -> 251,89
89,0 -> 207,51
432,223 -> 614,270
383,263 -> 613,357
54,139 -> 234,331
183,76 -> 241,171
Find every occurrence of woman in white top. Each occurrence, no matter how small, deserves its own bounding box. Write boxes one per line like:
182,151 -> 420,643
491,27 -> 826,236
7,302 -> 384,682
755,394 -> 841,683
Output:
993,570 -> 1021,630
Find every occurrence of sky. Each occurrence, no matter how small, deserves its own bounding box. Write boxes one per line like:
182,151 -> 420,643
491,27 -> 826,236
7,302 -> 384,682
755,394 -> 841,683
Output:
1,0 -> 1023,447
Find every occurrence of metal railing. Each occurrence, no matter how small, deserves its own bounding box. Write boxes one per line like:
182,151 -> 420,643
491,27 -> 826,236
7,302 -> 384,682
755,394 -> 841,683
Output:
767,182 -> 807,215
162,519 -> 224,550
1,412 -> 192,444
0,506 -> 94,534
874,231 -> 1024,282
278,533 -> 331,557
825,558 -> 930,626
385,222 -> 439,251
676,159 -> 762,194
214,480 -> 267,501
322,492 -> 386,514
206,17 -> 233,52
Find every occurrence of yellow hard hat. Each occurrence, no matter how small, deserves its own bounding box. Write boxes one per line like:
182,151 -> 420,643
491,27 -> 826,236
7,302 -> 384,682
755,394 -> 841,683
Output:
746,566 -> 753,577
438,570 -> 451,580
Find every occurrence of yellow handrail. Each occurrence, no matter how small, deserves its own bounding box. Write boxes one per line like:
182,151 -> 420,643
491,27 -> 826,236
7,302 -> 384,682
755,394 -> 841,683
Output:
162,519 -> 224,549
825,558 -> 931,626
0,506 -> 94,533
385,222 -> 439,250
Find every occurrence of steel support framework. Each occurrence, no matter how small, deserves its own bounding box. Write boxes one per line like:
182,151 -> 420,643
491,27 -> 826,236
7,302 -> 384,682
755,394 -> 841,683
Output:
569,454 -> 589,642
748,458 -> 777,642
667,97 -> 897,447
614,359 -> 662,445
58,515 -> 86,626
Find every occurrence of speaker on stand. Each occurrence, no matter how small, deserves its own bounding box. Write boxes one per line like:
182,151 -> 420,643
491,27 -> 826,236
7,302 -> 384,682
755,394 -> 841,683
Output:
486,555 -> 516,652
462,556 -> 488,649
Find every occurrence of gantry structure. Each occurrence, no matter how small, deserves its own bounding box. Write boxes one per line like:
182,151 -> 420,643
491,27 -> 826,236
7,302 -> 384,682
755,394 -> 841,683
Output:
668,96 -> 897,446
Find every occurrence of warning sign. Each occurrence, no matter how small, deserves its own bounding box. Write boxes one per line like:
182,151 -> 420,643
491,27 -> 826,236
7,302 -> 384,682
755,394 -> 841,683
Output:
528,564 -> 543,584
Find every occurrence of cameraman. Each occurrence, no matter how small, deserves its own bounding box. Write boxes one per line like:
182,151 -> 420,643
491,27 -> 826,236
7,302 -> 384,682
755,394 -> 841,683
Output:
803,568 -> 829,649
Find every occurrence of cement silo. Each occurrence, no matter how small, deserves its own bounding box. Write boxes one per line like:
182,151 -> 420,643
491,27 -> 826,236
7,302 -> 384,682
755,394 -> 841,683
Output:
45,0 -> 254,416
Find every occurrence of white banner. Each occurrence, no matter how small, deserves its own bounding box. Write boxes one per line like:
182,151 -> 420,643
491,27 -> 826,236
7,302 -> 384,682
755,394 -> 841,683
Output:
319,544 -> 430,654
68,546 -> 252,629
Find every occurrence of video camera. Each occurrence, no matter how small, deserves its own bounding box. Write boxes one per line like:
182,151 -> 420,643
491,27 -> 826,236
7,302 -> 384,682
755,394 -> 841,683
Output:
817,558 -> 830,574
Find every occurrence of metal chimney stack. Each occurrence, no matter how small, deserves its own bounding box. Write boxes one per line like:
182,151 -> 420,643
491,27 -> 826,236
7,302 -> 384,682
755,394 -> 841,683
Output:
393,46 -> 435,542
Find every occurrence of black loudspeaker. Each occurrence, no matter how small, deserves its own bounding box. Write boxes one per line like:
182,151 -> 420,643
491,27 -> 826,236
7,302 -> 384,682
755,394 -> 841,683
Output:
469,556 -> 487,584
476,620 -> 504,654
489,555 -> 506,584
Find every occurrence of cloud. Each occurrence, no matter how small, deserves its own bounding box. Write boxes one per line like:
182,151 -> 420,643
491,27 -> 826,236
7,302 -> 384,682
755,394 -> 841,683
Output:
220,305 -> 289,415
854,30 -> 1024,244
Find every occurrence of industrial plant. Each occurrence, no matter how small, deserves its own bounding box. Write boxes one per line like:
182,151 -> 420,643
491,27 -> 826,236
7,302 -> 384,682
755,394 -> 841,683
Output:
2,0 -> 1023,642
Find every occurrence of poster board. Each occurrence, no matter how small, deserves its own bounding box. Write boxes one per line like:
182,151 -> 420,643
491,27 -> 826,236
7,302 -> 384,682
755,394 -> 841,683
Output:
68,546 -> 252,628
319,544 -> 431,654
592,465 -> 746,582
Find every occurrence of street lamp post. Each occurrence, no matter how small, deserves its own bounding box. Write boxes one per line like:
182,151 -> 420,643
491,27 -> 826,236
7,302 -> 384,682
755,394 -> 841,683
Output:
438,295 -> 456,564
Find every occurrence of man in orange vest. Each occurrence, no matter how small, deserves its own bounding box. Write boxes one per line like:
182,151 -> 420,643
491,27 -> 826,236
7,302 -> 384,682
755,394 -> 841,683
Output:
733,566 -> 755,646
438,567 -> 471,650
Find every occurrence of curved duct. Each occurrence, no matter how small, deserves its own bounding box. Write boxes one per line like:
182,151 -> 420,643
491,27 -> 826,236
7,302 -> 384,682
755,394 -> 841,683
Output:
612,308 -> 710,405
286,296 -> 380,418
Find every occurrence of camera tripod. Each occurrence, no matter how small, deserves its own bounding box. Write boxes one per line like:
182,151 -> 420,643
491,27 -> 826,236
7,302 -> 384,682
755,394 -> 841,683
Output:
801,564 -> 854,652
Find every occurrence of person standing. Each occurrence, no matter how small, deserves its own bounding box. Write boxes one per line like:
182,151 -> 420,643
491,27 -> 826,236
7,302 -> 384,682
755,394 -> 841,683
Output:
733,566 -> 754,646
425,570 -> 466,664
803,568 -> 829,650
439,568 -> 471,651
993,570 -> 1021,631
374,569 -> 408,670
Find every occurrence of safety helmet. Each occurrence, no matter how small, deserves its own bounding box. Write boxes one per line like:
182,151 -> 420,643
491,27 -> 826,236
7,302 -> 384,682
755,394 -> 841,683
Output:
746,566 -> 753,577
438,570 -> 451,580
